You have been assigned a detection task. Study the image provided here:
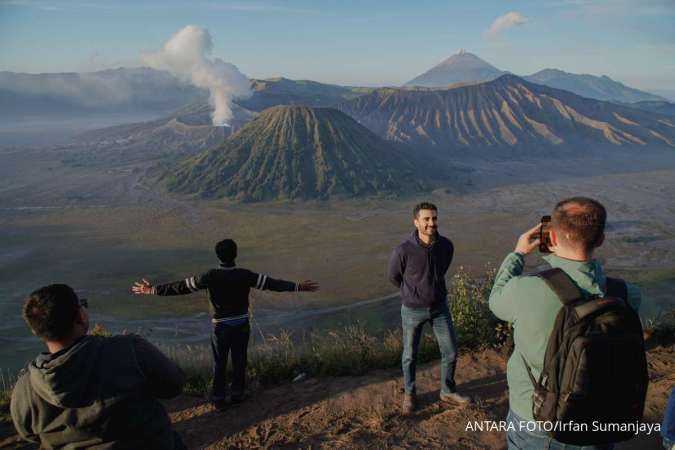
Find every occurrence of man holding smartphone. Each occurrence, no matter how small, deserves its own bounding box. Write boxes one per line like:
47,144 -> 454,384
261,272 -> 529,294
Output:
388,202 -> 470,416
489,197 -> 642,449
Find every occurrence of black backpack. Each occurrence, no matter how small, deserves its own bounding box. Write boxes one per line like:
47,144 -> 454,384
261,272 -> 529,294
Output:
523,268 -> 648,445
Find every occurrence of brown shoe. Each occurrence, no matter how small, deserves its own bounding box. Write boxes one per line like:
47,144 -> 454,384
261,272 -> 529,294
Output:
440,391 -> 471,404
401,393 -> 416,416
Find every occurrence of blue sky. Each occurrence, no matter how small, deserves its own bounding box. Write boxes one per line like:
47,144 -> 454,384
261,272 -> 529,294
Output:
1,0 -> 674,92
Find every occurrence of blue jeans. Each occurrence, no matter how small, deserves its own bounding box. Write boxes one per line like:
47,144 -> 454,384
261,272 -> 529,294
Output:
401,302 -> 457,395
211,321 -> 250,401
506,409 -> 614,450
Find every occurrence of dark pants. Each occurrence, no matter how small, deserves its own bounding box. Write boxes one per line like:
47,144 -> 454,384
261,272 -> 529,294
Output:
401,301 -> 458,395
211,321 -> 250,401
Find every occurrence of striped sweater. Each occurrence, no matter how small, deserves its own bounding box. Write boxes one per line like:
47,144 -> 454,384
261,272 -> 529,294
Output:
152,265 -> 298,322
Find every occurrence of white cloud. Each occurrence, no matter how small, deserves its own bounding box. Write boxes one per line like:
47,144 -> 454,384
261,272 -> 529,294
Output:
486,12 -> 529,39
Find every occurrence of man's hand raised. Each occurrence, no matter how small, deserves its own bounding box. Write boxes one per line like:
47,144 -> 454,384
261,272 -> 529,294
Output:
514,223 -> 542,256
298,280 -> 319,292
132,279 -> 153,295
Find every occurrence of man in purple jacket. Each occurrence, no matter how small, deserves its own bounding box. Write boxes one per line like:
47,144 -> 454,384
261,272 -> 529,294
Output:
388,202 -> 470,416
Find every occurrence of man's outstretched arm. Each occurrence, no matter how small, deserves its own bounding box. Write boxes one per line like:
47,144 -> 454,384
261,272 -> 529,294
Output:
248,272 -> 319,293
132,273 -> 209,296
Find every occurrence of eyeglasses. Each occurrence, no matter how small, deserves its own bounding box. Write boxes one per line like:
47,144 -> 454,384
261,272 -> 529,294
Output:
79,298 -> 89,309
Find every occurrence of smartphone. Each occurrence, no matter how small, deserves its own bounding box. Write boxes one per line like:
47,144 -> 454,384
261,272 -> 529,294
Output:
539,215 -> 552,253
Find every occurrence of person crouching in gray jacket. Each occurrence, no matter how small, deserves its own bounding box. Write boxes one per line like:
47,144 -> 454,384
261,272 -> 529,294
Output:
387,202 -> 470,416
11,284 -> 187,449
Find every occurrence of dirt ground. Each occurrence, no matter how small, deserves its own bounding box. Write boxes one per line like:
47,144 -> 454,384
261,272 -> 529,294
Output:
168,349 -> 508,449
166,345 -> 673,449
1,343 -> 672,449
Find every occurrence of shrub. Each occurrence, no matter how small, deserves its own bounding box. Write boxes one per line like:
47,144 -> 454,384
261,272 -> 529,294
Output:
644,308 -> 675,346
448,265 -> 512,350
90,323 -> 112,337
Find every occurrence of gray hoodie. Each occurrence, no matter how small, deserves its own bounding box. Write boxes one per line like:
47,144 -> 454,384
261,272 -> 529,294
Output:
11,334 -> 185,449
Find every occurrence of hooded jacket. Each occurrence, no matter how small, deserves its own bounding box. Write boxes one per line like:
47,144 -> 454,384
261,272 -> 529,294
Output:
388,231 -> 454,308
10,334 -> 185,449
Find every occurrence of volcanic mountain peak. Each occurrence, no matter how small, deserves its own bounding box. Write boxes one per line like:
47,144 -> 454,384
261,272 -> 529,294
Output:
161,105 -> 432,201
405,51 -> 504,88
437,50 -> 493,68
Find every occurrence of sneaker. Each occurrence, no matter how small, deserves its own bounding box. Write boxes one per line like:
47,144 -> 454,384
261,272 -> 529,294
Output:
440,391 -> 471,404
401,393 -> 416,416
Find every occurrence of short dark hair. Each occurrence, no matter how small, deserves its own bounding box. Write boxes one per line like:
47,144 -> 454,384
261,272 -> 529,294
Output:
23,284 -> 80,341
552,197 -> 606,251
215,239 -> 237,263
413,202 -> 438,218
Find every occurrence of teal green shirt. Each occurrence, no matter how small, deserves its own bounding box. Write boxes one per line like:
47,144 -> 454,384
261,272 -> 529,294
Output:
488,252 -> 641,421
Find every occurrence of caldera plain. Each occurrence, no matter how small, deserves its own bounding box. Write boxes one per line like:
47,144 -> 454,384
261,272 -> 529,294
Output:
1,126 -> 674,370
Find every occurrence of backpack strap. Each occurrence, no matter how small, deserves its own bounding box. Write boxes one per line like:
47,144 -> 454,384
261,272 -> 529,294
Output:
574,298 -> 621,320
521,268 -> 584,388
572,277 -> 629,319
536,268 -> 584,305
521,353 -> 540,386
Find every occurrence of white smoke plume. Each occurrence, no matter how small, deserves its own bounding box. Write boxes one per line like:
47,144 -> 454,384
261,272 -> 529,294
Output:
141,25 -> 251,126
486,12 -> 529,39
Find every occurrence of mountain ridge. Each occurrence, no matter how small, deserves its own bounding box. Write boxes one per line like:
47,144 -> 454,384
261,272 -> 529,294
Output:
524,68 -> 666,103
0,69 -> 365,122
340,74 -> 675,152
